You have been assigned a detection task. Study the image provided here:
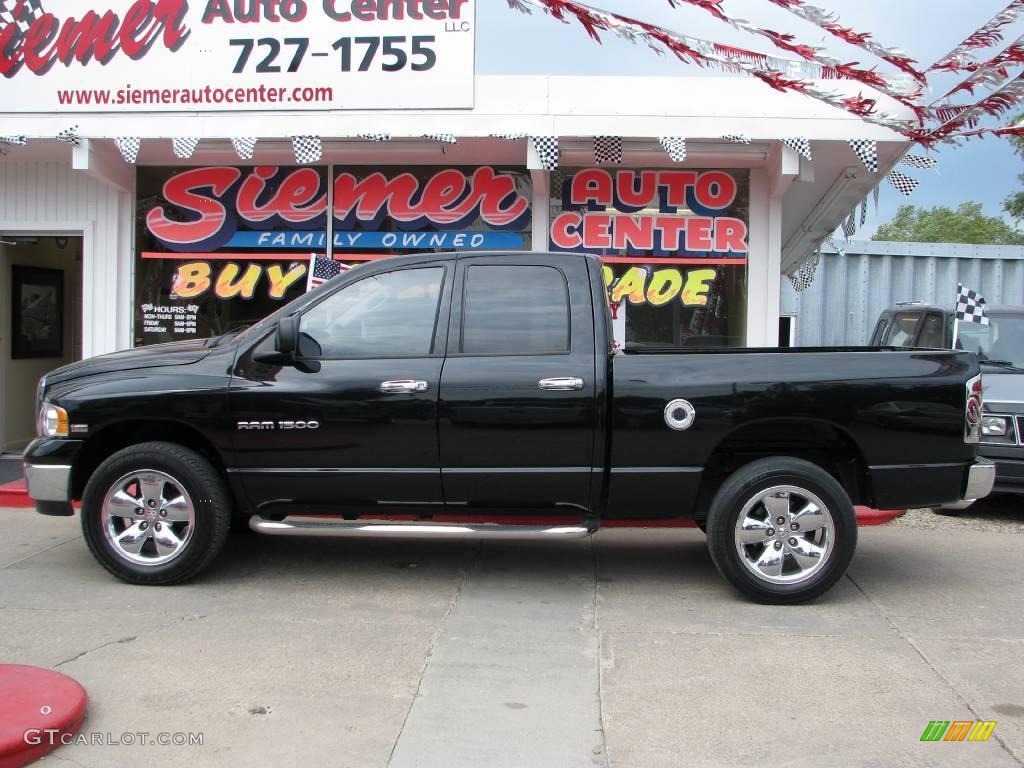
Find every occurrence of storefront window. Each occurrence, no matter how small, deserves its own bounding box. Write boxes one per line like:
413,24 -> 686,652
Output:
135,165 -> 532,345
549,168 -> 749,349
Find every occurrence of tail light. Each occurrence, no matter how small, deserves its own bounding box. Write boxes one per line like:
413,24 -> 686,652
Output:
965,373 -> 983,444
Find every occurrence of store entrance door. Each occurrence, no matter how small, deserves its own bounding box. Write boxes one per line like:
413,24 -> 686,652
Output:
0,235 -> 83,455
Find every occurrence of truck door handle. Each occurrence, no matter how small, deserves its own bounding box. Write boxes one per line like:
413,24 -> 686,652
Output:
379,380 -> 429,394
538,377 -> 584,391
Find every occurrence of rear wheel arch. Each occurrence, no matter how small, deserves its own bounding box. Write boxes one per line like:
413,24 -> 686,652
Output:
692,418 -> 871,521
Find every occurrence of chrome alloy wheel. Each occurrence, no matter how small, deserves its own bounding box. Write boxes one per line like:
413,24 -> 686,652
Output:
733,485 -> 835,585
102,470 -> 196,566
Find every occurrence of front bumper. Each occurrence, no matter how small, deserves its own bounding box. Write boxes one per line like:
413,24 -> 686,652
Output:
24,463 -> 72,501
940,458 -> 996,511
23,437 -> 84,516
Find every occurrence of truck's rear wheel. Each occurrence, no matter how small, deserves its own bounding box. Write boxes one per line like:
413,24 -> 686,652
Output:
81,442 -> 231,585
705,458 -> 857,604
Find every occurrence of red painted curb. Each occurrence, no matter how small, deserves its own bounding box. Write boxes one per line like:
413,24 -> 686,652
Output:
0,481 -> 31,509
0,665 -> 87,768
0,481 -> 79,511
854,506 -> 906,526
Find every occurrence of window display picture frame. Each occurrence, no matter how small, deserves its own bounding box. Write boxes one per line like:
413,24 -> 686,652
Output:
11,264 -> 64,359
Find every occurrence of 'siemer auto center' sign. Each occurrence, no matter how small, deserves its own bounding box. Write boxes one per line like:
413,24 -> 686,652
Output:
0,0 -> 475,111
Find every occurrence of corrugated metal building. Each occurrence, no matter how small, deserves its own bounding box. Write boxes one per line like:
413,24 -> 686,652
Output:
782,241 -> 1024,347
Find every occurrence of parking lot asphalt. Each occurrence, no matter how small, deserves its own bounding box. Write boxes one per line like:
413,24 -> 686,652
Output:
2,502 -> 1022,768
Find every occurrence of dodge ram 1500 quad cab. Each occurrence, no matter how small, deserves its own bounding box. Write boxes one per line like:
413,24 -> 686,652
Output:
25,252 -> 994,603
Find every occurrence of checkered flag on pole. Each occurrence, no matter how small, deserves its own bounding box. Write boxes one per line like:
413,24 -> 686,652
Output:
956,284 -> 989,325
307,255 -> 349,292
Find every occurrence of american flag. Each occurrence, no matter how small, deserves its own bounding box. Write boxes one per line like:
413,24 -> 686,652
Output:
306,254 -> 348,292
955,283 -> 989,326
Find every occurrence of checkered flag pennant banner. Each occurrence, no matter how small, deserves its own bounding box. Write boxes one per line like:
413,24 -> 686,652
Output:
56,125 -> 80,146
423,133 -> 456,144
782,137 -> 812,162
292,135 -> 321,164
172,137 -> 199,159
956,283 -> 990,326
722,133 -> 751,144
114,137 -> 140,164
658,137 -> 686,163
0,0 -> 43,32
848,139 -> 878,173
842,211 -> 856,238
359,133 -> 391,142
231,137 -> 256,160
860,199 -> 868,227
530,136 -> 559,171
307,254 -> 348,292
594,136 -> 622,165
887,170 -> 919,197
0,135 -> 27,146
900,154 -> 938,170
825,233 -> 846,257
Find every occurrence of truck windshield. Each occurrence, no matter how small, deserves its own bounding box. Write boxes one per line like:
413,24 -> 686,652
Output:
958,313 -> 1024,369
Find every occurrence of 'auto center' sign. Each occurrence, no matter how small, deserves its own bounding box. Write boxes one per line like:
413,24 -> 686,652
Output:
0,0 -> 475,112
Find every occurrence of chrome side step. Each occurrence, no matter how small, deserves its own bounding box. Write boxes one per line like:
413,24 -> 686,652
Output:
249,515 -> 597,539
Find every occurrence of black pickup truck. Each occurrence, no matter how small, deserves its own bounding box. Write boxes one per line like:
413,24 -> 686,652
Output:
25,252 -> 993,603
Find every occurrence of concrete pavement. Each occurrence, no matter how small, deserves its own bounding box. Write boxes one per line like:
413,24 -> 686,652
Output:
1,509 -> 1021,767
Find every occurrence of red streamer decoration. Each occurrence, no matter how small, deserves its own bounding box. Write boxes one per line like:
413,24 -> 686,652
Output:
507,0 -> 916,134
762,0 -> 927,84
662,0 -> 923,113
928,0 -> 1024,73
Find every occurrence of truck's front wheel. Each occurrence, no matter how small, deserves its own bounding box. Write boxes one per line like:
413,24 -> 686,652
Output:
81,442 -> 232,585
705,458 -> 857,604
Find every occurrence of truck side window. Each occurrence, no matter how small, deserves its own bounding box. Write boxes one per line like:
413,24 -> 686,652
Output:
889,312 -> 921,348
299,267 -> 444,358
869,318 -> 888,346
461,265 -> 569,354
917,313 -> 944,348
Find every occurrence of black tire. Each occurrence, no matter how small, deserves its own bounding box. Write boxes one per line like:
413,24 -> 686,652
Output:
80,441 -> 232,586
705,457 -> 857,604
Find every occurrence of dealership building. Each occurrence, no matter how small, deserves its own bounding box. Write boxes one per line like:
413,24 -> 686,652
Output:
0,1 -> 914,452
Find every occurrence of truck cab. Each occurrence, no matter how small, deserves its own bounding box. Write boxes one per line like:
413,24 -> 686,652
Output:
872,302 -> 1024,497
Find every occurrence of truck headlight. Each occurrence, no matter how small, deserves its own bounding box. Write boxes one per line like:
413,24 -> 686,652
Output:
981,416 -> 1008,436
38,403 -> 69,438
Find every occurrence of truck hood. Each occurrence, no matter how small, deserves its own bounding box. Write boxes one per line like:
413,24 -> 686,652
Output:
45,339 -> 214,386
983,371 -> 1024,405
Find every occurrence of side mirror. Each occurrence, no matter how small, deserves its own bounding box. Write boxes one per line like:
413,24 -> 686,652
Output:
277,316 -> 298,356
